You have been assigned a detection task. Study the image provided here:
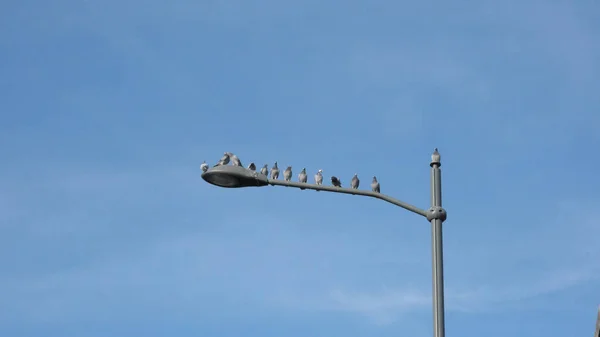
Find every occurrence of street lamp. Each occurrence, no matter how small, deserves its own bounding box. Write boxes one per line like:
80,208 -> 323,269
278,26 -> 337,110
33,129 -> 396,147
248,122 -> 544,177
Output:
201,149 -> 448,337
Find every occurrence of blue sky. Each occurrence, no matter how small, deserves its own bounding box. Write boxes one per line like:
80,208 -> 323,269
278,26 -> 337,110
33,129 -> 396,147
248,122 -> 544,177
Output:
1,0 -> 599,336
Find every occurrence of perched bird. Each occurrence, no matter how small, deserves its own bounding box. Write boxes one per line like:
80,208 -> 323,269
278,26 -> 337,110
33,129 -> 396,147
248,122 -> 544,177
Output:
200,161 -> 209,173
247,162 -> 256,171
331,176 -> 342,187
228,152 -> 243,167
431,148 -> 441,165
270,162 -> 280,180
214,152 -> 230,167
283,166 -> 292,181
260,164 -> 269,176
351,174 -> 360,189
298,168 -> 307,187
371,176 -> 380,193
314,169 -> 323,185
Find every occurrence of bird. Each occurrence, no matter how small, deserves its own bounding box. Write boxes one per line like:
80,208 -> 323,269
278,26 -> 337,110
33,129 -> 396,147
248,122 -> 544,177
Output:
351,174 -> 360,189
260,164 -> 268,176
431,148 -> 440,165
314,169 -> 323,185
270,162 -> 279,179
228,152 -> 243,167
214,152 -> 230,167
200,161 -> 209,173
331,176 -> 342,187
283,166 -> 292,181
298,168 -> 307,186
371,176 -> 380,193
247,162 -> 256,171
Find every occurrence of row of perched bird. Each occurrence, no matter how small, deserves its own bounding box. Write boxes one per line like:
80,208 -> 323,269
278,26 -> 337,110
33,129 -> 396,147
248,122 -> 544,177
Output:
200,152 -> 381,193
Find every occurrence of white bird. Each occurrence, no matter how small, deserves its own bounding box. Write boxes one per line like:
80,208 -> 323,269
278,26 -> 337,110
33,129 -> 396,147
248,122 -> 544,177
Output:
260,164 -> 268,176
371,176 -> 380,193
298,168 -> 307,184
331,176 -> 342,187
283,166 -> 292,181
214,152 -> 230,167
351,174 -> 360,189
200,161 -> 209,173
431,148 -> 440,165
247,162 -> 256,171
228,152 -> 242,167
315,169 -> 323,185
270,162 -> 280,180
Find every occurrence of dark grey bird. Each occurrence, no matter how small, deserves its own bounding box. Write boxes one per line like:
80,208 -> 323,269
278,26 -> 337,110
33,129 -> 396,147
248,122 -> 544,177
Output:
260,164 -> 269,176
214,152 -> 230,167
298,168 -> 307,184
247,162 -> 256,171
315,169 -> 323,185
351,174 -> 360,189
371,176 -> 380,193
270,162 -> 280,180
228,152 -> 243,167
331,176 -> 342,187
283,166 -> 292,181
200,161 -> 209,173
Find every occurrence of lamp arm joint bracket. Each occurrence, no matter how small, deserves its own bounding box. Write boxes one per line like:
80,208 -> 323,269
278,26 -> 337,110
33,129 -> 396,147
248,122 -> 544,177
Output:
426,206 -> 447,222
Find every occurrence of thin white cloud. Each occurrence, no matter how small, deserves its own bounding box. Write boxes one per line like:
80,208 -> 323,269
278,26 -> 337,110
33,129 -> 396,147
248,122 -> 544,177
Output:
327,287 -> 430,325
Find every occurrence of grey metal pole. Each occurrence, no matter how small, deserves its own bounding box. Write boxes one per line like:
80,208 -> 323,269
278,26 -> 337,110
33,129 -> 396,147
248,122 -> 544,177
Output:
428,149 -> 446,337
595,305 -> 600,337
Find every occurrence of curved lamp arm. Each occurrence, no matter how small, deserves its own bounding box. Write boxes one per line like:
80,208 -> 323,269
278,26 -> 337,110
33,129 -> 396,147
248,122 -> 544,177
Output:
268,179 -> 428,218
201,165 -> 428,218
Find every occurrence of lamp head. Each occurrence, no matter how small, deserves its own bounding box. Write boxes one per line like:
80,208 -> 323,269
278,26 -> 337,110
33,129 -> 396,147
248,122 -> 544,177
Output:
202,165 -> 268,188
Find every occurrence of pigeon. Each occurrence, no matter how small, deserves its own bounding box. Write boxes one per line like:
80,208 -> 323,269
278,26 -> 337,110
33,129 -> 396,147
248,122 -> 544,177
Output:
371,176 -> 380,193
315,169 -> 323,185
214,152 -> 230,167
298,168 -> 307,184
260,164 -> 269,176
200,161 -> 209,173
431,148 -> 440,165
331,176 -> 342,187
351,174 -> 360,189
228,152 -> 243,167
247,162 -> 256,171
283,166 -> 292,181
270,162 -> 280,180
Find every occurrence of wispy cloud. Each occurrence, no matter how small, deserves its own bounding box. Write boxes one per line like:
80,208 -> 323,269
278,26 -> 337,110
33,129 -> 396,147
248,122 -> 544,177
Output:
324,287 -> 431,325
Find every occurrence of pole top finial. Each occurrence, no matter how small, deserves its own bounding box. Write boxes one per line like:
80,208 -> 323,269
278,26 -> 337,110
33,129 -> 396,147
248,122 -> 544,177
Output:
430,148 -> 441,167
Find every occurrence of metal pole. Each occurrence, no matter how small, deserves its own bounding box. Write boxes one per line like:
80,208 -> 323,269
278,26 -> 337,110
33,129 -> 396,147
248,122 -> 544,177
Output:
429,149 -> 446,337
595,305 -> 600,337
